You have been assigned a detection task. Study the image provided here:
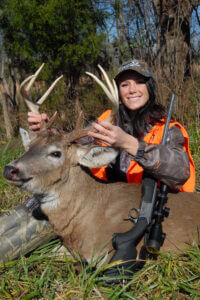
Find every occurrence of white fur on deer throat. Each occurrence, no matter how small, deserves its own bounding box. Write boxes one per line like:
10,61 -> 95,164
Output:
25,181 -> 60,210
39,190 -> 59,210
77,146 -> 118,168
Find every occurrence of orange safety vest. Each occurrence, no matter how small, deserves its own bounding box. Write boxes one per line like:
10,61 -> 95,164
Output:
91,110 -> 195,192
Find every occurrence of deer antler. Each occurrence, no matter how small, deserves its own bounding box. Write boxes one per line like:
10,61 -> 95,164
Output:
20,64 -> 63,114
65,65 -> 119,144
86,65 -> 119,122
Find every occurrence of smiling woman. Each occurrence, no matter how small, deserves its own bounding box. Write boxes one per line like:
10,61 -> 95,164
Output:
89,59 -> 195,193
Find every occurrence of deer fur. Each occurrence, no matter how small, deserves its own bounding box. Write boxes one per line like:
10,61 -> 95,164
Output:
3,129 -> 200,264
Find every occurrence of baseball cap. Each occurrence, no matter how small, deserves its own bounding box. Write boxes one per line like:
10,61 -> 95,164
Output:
114,59 -> 154,82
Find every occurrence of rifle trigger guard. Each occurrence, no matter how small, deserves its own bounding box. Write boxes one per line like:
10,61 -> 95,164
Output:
123,207 -> 140,224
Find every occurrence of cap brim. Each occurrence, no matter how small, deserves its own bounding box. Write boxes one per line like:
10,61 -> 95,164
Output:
115,68 -> 153,82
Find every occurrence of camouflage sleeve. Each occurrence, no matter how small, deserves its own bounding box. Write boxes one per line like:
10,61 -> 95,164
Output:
0,203 -> 56,262
134,125 -> 190,188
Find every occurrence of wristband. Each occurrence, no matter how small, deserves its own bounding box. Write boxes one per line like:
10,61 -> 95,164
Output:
134,141 -> 146,159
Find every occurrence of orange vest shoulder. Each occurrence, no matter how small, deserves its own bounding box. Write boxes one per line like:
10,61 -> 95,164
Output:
143,120 -> 195,192
91,112 -> 195,192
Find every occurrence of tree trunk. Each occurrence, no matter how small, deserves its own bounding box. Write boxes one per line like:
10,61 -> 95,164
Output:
153,0 -> 200,94
0,90 -> 13,139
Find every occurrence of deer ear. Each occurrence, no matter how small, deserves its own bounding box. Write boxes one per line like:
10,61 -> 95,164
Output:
19,128 -> 37,151
19,128 -> 31,151
77,146 -> 119,168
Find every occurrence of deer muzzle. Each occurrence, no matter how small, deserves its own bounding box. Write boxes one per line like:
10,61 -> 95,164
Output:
3,165 -> 32,186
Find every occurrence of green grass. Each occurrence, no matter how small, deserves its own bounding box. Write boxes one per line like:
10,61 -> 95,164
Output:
0,139 -> 29,210
0,241 -> 200,299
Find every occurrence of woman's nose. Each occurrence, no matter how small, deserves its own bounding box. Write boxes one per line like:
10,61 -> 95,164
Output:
129,82 -> 137,93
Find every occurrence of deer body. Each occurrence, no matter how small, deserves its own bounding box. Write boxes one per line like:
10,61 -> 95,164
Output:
3,131 -> 200,263
42,165 -> 142,262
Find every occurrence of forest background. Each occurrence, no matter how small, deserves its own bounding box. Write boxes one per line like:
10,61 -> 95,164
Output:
0,1 -> 200,299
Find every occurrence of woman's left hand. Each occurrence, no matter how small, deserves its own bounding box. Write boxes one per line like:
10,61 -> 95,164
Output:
88,121 -> 139,156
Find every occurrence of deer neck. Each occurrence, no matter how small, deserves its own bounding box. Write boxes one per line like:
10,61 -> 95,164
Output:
41,164 -> 98,226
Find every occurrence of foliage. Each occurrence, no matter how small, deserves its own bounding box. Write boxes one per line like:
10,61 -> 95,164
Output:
0,0 -> 106,93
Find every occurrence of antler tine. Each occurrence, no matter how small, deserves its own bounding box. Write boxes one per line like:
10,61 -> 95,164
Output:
37,75 -> 63,105
97,65 -> 118,106
46,111 -> 58,129
20,82 -> 40,113
39,111 -> 58,132
86,65 -> 119,122
20,64 -> 63,114
20,74 -> 37,90
97,65 -> 119,120
20,63 -> 45,113
26,63 -> 45,92
66,128 -> 89,144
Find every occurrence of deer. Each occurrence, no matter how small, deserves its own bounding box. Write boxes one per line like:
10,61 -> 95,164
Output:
3,64 -> 200,270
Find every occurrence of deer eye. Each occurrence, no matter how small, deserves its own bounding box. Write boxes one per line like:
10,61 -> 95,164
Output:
50,151 -> 62,158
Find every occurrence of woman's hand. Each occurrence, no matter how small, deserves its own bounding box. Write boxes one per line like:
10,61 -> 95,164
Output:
28,112 -> 49,131
88,120 -> 139,156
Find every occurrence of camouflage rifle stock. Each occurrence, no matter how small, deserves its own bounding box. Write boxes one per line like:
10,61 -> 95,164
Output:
0,203 -> 56,262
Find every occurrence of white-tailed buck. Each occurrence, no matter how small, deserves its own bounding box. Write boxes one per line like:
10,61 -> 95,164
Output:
3,65 -> 200,267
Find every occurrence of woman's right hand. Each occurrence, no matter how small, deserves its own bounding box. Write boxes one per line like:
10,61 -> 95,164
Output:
28,112 -> 49,131
88,120 -> 139,156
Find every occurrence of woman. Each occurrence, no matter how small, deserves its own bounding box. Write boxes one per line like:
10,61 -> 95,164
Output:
89,60 -> 195,191
28,59 -> 195,191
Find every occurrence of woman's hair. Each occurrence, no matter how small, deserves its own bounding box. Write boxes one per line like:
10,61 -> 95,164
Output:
117,76 -> 166,138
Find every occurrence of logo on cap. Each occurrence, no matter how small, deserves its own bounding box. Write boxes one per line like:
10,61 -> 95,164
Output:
121,60 -> 141,71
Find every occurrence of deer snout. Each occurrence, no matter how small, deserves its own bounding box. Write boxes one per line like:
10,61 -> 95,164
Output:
3,165 -> 20,181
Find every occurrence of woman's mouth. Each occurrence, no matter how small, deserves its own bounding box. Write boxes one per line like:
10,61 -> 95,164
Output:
127,97 -> 141,102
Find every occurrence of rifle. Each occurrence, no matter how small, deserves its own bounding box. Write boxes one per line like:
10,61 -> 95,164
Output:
105,94 -> 176,276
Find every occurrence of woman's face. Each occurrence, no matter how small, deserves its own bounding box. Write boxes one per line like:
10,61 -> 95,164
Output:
118,71 -> 149,111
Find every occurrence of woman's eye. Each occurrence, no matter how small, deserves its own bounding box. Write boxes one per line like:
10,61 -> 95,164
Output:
121,83 -> 128,87
50,151 -> 62,158
136,79 -> 148,84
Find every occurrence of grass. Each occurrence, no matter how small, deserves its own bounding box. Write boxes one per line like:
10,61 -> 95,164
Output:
0,139 -> 29,211
0,241 -> 200,299
0,121 -> 199,299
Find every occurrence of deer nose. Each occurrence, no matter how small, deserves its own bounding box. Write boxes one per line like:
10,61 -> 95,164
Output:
3,165 -> 19,181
